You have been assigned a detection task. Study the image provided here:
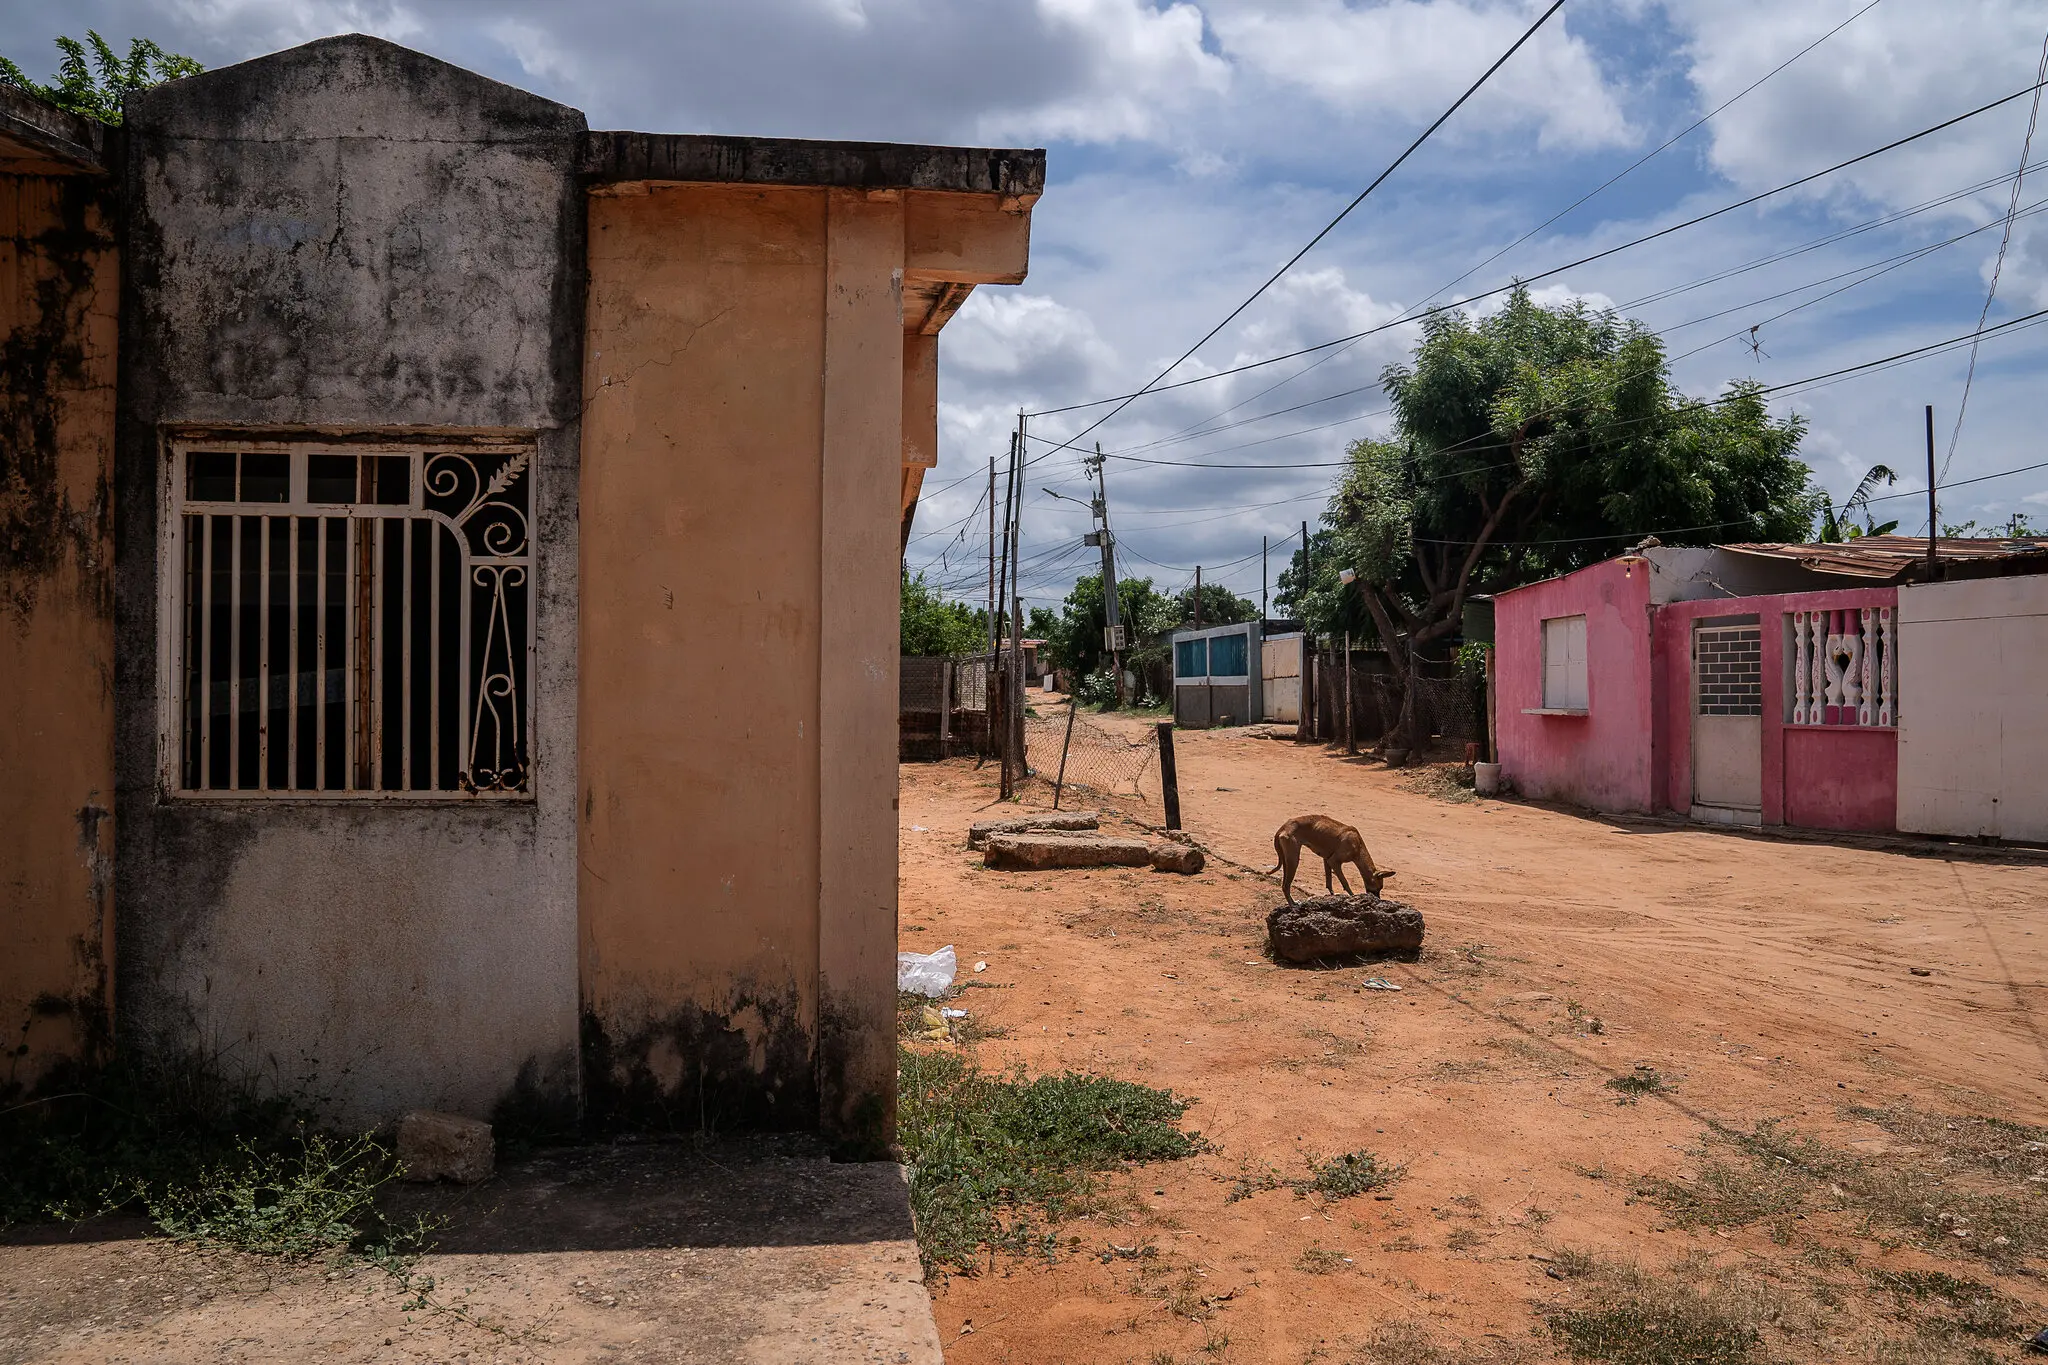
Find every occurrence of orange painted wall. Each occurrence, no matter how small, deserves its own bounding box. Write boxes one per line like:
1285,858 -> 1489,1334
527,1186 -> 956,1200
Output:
578,184 -> 832,1131
0,173 -> 117,1096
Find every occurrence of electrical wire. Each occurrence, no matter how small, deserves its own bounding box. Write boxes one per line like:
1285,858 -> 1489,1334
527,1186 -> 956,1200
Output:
1941,21 -> 2048,483
1024,77 -> 2048,425
1025,0 -> 1569,465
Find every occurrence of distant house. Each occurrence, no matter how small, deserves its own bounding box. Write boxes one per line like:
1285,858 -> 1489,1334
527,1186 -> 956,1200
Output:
0,37 -> 1043,1151
1491,538 -> 2048,839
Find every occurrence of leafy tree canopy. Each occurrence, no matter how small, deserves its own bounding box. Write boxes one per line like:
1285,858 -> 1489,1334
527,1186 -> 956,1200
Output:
0,32 -> 203,125
1326,285 -> 1817,743
901,573 -> 987,657
1042,573 -> 1180,678
1173,580 -> 1259,631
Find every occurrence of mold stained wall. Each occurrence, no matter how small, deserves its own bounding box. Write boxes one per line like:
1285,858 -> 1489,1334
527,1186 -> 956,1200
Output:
112,36 -> 586,1128
579,183 -> 906,1149
0,170 -> 118,1096
1493,559 -> 1655,813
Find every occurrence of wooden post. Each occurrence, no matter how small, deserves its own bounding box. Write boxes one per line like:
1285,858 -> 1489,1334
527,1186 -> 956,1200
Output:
1053,694 -> 1077,809
1484,645 -> 1498,764
938,659 -> 953,757
1344,631 -> 1356,755
1156,720 -> 1181,831
1925,404 -> 1939,580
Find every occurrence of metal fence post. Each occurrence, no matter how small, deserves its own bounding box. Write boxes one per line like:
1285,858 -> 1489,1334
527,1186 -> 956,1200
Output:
1156,721 -> 1181,830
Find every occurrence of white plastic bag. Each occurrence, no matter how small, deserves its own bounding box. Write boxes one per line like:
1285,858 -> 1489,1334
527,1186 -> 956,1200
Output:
897,945 -> 957,997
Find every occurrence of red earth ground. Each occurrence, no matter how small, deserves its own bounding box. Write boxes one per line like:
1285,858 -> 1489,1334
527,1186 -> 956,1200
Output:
900,710 -> 2048,1364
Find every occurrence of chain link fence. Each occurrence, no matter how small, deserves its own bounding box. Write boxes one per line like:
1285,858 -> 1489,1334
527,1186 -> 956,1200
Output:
1370,672 -> 1485,757
1020,702 -> 1159,807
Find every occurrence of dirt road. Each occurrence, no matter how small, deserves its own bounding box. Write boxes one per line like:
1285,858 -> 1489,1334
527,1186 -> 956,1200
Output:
901,716 -> 2048,1363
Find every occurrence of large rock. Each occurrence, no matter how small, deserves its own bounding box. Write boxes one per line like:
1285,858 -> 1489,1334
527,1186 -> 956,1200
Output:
983,832 -> 1151,870
1266,895 -> 1425,964
396,1110 -> 495,1184
967,811 -> 1101,850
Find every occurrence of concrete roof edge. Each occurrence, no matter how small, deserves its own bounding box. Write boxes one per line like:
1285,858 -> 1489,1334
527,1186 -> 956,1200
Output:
0,84 -> 109,173
581,131 -> 1045,198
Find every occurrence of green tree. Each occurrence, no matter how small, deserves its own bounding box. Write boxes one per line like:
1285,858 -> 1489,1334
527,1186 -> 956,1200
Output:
1328,285 -> 1817,749
1173,580 -> 1258,630
1043,573 -> 1177,679
1814,464 -> 1899,541
900,573 -> 986,656
1,32 -> 203,124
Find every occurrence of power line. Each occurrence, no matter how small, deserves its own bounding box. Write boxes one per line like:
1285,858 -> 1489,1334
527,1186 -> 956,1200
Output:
1026,0 -> 1569,465
1942,20 -> 2048,483
1025,77 -> 2048,424
1411,0 -> 1886,321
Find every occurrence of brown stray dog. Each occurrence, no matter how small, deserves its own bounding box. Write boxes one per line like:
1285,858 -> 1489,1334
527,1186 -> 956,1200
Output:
1266,814 -> 1395,904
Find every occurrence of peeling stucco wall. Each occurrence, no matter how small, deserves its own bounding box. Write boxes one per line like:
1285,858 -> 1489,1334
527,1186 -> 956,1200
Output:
0,167 -> 119,1099
113,35 -> 585,1129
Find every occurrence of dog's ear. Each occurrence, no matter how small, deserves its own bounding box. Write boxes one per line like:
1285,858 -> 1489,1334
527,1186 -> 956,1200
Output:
1380,869 -> 1397,880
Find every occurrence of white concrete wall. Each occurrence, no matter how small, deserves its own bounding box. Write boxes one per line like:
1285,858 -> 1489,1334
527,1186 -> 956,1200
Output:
1261,633 -> 1301,723
1897,576 -> 2048,841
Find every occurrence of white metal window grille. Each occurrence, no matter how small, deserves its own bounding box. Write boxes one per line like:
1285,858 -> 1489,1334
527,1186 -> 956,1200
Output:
163,441 -> 534,798
1788,606 -> 1894,728
1693,624 -> 1762,716
1541,615 -> 1588,711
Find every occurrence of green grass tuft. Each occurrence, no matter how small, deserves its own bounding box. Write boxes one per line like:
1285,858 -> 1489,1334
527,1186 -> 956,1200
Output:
897,1046 -> 1203,1274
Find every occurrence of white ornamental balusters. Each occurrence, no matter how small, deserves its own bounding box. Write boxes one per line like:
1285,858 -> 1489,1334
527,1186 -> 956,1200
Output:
1878,606 -> 1895,726
1784,606 -> 1895,727
1826,609 -> 1859,712
1840,609 -> 1865,715
1857,608 -> 1875,725
1791,612 -> 1811,725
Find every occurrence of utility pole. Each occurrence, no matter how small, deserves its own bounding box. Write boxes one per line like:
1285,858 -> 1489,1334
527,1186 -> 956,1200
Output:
996,430 -> 1019,795
1925,404 -> 1940,580
1008,414 -> 1026,783
1261,536 -> 1268,621
987,454 -> 997,654
1193,566 -> 1203,630
1084,443 -> 1126,705
1301,520 -> 1315,744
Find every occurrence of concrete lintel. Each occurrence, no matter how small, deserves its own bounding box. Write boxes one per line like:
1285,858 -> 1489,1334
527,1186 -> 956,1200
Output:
0,86 -> 110,175
582,131 -> 1043,203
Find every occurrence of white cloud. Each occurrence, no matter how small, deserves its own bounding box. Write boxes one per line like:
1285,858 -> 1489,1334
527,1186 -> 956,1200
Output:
976,0 -> 1229,144
170,0 -> 424,48
1210,0 -> 1632,151
1669,0 -> 2048,212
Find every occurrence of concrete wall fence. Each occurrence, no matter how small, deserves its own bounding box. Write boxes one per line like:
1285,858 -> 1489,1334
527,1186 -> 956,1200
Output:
0,37 -> 1043,1151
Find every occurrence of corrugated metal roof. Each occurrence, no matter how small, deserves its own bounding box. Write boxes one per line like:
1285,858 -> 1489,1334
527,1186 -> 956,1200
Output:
1718,535 -> 2048,580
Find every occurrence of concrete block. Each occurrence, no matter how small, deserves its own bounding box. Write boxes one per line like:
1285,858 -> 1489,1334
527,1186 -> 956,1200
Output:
967,811 -> 1100,849
982,833 -> 1151,870
1266,895 -> 1425,964
397,1110 -> 495,1184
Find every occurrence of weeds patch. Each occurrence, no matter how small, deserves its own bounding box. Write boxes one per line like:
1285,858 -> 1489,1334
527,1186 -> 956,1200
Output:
1606,1066 -> 1669,1103
897,1046 -> 1203,1274
1540,1258 -> 1771,1365
0,1056 -> 410,1258
1295,1242 -> 1351,1274
1227,1148 -> 1403,1204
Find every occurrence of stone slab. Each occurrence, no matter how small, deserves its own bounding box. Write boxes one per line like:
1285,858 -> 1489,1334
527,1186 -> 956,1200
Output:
967,811 -> 1100,849
982,832 -> 1151,870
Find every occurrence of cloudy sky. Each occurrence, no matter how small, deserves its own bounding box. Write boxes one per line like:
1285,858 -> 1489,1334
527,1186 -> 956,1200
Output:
11,0 -> 2048,611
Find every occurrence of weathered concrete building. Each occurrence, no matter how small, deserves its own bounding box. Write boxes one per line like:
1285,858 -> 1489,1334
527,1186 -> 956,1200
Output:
1,35 -> 1042,1152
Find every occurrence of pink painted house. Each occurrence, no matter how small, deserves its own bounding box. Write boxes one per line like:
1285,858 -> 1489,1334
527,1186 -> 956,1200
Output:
1491,539 -> 2048,835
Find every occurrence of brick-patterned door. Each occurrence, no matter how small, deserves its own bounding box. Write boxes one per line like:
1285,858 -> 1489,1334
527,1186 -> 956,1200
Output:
1691,619 -> 1763,825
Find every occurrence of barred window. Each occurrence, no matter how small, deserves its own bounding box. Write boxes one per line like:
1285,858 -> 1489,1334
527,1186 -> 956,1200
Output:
164,441 -> 533,797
